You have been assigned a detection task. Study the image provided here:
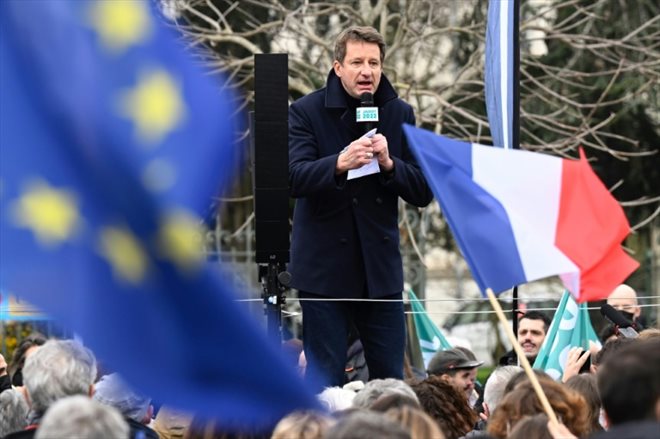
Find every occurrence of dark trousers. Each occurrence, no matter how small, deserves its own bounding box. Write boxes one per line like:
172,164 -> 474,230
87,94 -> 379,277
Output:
299,291 -> 405,388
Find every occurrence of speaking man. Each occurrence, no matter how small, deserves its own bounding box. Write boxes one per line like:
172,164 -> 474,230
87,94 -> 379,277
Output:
288,26 -> 433,387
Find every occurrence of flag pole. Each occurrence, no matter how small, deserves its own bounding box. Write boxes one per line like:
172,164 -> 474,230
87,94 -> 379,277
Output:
486,288 -> 559,426
510,0 -> 522,356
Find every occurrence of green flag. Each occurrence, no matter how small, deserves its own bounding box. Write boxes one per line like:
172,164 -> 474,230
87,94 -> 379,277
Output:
533,290 -> 601,380
408,290 -> 452,368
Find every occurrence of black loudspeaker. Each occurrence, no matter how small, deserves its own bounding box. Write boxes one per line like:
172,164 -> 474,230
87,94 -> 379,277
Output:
253,53 -> 289,264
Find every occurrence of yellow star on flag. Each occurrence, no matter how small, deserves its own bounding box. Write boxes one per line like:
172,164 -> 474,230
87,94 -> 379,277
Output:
157,209 -> 204,272
88,0 -> 152,54
12,180 -> 80,246
99,226 -> 148,285
119,69 -> 186,145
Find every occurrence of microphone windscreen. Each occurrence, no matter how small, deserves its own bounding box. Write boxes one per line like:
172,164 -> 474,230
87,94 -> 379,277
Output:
360,92 -> 374,106
600,304 -> 633,328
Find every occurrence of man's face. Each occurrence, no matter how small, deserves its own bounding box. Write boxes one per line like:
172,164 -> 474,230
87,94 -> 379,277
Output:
607,296 -> 640,320
333,40 -> 382,99
441,369 -> 476,400
517,318 -> 546,358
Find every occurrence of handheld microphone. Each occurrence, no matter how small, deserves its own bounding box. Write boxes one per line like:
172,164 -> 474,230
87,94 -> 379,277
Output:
600,304 -> 639,338
356,92 -> 379,134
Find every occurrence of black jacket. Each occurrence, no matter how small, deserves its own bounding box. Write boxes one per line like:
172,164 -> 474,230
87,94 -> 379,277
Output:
288,71 -> 432,298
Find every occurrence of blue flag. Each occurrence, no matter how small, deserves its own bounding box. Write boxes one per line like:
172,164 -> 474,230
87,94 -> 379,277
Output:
485,0 -> 515,149
408,290 -> 452,368
0,0 -> 318,424
533,291 -> 601,380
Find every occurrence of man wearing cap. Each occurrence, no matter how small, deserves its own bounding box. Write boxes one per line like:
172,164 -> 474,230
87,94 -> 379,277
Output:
427,348 -> 484,400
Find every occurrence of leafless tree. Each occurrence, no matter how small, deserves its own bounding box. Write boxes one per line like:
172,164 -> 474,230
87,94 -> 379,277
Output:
161,0 -> 659,262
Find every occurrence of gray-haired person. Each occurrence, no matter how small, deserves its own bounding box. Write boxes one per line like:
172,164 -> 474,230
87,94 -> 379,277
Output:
351,378 -> 418,409
5,339 -> 97,439
0,389 -> 29,437
35,395 -> 128,439
483,365 -> 522,414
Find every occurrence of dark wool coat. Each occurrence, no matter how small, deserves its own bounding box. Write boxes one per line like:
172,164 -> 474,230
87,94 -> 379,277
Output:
288,71 -> 433,298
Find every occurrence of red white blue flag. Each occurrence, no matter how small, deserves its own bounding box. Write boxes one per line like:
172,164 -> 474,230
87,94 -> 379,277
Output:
403,125 -> 638,302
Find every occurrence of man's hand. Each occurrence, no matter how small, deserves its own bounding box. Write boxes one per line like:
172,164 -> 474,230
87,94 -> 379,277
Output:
479,402 -> 490,422
371,134 -> 394,172
336,137 -> 375,174
561,346 -> 590,383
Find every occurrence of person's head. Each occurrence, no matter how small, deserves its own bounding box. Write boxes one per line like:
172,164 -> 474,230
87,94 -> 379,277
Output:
271,410 -> 334,439
507,414 -> 553,439
517,311 -> 551,359
93,373 -> 152,424
35,395 -> 128,439
606,284 -> 641,322
317,386 -> 357,412
592,336 -> 635,368
427,348 -> 483,400
369,392 -> 421,412
565,373 -> 602,434
638,328 -> 660,340
0,388 -> 29,437
597,338 -> 660,426
453,346 -> 480,382
351,378 -> 418,409
324,411 -> 410,439
487,377 -> 590,439
8,332 -> 46,386
503,369 -> 552,395
483,365 -> 523,413
384,405 -> 445,439
410,376 -> 477,439
333,26 -> 386,99
22,339 -> 97,415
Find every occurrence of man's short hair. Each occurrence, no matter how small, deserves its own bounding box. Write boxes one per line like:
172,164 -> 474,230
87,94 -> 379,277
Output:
597,338 -> 660,425
323,411 -> 409,439
519,310 -> 551,333
35,395 -> 128,439
351,378 -> 418,409
22,339 -> 97,414
483,365 -> 523,413
334,26 -> 386,63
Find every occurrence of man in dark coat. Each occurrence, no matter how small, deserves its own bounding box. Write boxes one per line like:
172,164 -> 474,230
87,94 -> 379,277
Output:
288,25 -> 433,387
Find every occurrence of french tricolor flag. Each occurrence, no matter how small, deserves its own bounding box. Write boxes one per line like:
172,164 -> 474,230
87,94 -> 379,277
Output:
404,125 -> 639,302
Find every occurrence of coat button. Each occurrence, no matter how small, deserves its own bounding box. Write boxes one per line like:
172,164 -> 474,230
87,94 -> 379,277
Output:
352,197 -> 358,206
340,238 -> 348,244
375,197 -> 383,204
383,236 -> 390,242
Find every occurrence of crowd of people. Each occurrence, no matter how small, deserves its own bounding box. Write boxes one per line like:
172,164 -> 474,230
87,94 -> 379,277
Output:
0,283 -> 658,438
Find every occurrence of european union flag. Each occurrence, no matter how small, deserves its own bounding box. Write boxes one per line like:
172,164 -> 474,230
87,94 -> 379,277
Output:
0,0 -> 318,425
